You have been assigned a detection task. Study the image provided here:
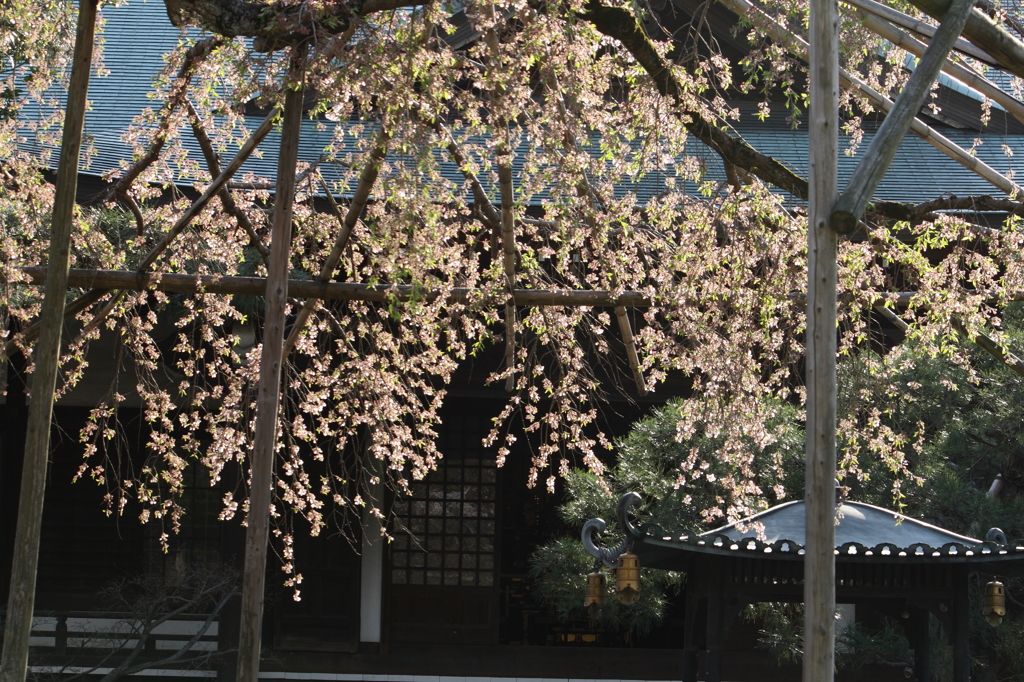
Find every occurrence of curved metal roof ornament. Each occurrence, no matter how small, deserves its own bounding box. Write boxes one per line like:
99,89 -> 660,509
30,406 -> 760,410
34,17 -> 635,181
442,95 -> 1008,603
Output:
616,492 -> 643,540
582,493 -> 643,568
987,527 -> 1009,545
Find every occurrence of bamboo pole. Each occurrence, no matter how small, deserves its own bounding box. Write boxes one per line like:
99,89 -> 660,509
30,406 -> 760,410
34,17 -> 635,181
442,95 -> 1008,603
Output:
843,0 -> 999,66
804,0 -> 839,679
855,11 -> 1024,127
0,3 -> 98,681
281,125 -> 390,359
720,0 -> 1024,200
615,306 -> 648,396
235,49 -> 305,682
905,0 -> 1024,80
831,0 -> 976,234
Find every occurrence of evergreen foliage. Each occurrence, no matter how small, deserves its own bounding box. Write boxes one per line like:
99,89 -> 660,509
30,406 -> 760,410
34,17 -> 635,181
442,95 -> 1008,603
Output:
530,397 -> 803,640
533,312 -> 1024,674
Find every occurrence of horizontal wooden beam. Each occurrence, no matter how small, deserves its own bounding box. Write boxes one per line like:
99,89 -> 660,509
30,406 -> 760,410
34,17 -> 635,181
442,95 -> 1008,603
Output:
17,267 -> 656,307
13,268 -> 1015,313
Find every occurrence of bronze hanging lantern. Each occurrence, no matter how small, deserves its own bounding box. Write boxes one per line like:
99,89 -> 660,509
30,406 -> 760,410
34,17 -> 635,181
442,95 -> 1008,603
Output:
584,571 -> 606,617
984,580 -> 1006,627
615,550 -> 641,605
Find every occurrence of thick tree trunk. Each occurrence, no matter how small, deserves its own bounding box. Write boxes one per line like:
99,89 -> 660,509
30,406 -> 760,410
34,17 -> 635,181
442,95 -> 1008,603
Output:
0,2 -> 98,681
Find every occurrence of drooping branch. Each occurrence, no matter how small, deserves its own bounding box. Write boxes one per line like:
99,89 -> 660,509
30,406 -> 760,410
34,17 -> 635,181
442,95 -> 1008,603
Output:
579,0 -> 810,199
102,37 -> 223,230
3,110 -> 279,361
281,124 -> 391,359
418,111 -> 500,230
185,99 -> 269,262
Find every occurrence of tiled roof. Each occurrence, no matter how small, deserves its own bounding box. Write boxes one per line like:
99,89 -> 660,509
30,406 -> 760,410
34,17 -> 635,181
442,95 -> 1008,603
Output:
584,492 -> 1024,572
13,0 -> 1024,206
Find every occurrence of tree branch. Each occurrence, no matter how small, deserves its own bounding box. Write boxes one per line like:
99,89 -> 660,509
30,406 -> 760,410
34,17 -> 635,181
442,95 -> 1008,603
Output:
870,194 -> 1024,221
102,38 -> 222,213
579,0 -> 810,199
185,99 -> 269,263
119,591 -> 235,678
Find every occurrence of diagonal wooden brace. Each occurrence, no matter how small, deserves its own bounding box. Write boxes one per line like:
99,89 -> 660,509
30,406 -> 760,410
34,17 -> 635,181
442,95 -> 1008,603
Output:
830,0 -> 976,234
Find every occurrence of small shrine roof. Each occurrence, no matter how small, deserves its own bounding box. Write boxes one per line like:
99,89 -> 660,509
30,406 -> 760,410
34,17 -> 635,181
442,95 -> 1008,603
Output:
584,493 -> 1024,573
704,500 -> 979,548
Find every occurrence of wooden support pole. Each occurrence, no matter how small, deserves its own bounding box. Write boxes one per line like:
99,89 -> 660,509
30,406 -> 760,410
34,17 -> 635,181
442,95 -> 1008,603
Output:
235,49 -> 305,682
831,0 -> 976,234
615,307 -> 648,396
720,0 -> 1024,201
804,0 -> 839,681
483,20 -> 518,393
908,607 -> 931,682
952,567 -> 971,682
705,564 -> 725,682
0,2 -> 98,681
843,0 -> 998,66
681,591 -> 701,682
281,125 -> 390,359
855,11 -> 1024,127
498,132 -> 517,393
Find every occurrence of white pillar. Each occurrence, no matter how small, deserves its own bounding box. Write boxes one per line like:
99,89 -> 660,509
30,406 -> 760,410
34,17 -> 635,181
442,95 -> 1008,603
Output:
359,525 -> 383,643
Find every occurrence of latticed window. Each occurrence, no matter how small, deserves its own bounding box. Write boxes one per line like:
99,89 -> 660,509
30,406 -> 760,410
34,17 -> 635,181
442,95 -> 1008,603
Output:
391,454 -> 497,587
143,464 -> 222,575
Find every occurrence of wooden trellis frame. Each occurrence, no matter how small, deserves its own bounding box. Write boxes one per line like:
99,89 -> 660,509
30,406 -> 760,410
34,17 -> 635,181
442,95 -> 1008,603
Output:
3,0 -> 1024,678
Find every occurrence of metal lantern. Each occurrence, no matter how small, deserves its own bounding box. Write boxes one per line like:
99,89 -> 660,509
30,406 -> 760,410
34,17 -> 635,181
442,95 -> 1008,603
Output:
584,571 -> 606,618
984,580 -> 1007,627
615,550 -> 641,605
